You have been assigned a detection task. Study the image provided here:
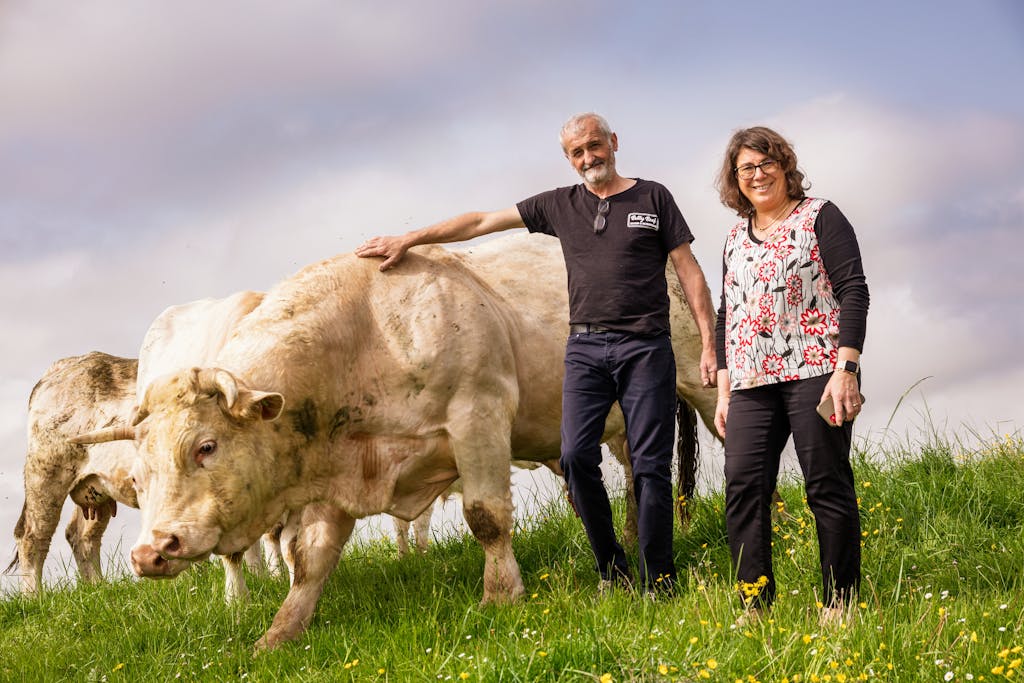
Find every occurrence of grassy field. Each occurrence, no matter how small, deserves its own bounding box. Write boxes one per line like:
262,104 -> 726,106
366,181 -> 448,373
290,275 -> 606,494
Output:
1,430 -> 1023,682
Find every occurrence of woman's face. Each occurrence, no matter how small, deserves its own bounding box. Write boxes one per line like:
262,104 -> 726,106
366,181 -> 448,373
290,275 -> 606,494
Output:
735,147 -> 788,214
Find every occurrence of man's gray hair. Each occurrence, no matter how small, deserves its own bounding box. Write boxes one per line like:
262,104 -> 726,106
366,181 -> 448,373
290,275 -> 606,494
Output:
559,112 -> 613,144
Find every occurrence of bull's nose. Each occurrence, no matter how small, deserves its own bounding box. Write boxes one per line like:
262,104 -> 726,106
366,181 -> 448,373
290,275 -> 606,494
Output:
152,531 -> 182,557
131,544 -> 170,577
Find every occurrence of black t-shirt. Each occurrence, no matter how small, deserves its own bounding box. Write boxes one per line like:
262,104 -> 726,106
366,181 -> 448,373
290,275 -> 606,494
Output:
517,179 -> 694,335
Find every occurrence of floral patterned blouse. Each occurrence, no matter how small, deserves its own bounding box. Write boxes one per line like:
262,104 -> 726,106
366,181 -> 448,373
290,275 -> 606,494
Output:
715,198 -> 869,392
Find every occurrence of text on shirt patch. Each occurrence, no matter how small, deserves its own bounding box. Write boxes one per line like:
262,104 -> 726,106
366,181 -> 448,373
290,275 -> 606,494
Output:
627,212 -> 660,230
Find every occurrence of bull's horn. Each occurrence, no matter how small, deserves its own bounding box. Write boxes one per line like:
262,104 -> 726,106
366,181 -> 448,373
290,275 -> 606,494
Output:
69,425 -> 136,445
213,369 -> 239,410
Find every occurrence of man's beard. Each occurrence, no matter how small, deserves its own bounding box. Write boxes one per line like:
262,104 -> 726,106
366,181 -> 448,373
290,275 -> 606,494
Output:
581,160 -> 613,184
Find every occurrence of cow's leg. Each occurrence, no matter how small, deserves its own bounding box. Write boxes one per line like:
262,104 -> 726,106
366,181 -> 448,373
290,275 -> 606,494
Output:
242,542 -> 265,575
263,519 -> 286,578
412,500 -> 434,554
65,501 -> 115,584
393,516 -> 412,556
255,503 -> 353,652
221,552 -> 249,603
450,416 -> 525,604
15,459 -> 78,594
606,435 -> 639,548
279,511 -> 300,586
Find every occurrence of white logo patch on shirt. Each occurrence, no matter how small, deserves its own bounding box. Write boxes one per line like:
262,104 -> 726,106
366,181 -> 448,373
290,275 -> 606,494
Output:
627,212 -> 659,230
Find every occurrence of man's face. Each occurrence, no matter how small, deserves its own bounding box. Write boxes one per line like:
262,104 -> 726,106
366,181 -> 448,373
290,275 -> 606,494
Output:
561,119 -> 617,186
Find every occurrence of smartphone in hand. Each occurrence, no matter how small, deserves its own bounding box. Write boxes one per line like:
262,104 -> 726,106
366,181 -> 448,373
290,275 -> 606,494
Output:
816,394 -> 866,427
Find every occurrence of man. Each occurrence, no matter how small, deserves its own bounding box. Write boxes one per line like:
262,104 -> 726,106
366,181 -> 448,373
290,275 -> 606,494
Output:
355,112 -> 716,593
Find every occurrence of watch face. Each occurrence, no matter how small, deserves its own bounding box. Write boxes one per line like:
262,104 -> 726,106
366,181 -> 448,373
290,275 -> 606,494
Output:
843,360 -> 858,373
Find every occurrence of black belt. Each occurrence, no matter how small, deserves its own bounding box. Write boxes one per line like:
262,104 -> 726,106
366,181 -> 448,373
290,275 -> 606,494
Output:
569,323 -> 610,334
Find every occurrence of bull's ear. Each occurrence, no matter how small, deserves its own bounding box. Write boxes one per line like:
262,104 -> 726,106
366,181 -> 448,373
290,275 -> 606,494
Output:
237,390 -> 285,422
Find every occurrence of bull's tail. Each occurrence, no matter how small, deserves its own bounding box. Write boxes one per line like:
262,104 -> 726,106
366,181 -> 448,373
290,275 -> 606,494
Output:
675,398 -> 699,530
4,503 -> 26,574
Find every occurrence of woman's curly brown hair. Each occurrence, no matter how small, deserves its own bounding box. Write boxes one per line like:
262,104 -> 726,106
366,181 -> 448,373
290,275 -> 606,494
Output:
715,126 -> 810,217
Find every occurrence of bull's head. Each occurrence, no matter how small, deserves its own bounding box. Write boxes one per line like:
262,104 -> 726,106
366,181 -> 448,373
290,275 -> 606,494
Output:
72,367 -> 285,579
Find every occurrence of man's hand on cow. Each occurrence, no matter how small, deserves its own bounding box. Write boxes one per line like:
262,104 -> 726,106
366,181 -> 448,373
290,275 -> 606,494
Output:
355,236 -> 408,271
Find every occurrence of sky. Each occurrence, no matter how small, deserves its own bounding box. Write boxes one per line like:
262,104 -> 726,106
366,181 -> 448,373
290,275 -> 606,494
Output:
1,0 -> 1022,590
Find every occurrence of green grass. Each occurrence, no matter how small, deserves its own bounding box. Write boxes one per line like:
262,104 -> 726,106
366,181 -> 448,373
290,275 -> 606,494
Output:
2,431 -> 1024,682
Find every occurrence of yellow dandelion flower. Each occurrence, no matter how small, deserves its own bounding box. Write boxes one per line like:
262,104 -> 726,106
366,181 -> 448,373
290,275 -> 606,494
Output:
531,593 -> 538,599
659,664 -> 669,675
837,675 -> 847,683
803,634 -> 813,644
1001,649 -> 1011,659
538,651 -> 547,658
707,659 -> 719,669
543,608 -> 550,615
540,573 -> 549,580
697,670 -> 711,679
689,636 -> 699,644
1011,659 -> 1023,669
112,663 -> 125,672
600,674 -> 613,683
863,481 -> 872,488
993,666 -> 1006,675
378,669 -> 386,674
971,631 -> 978,642
460,673 -> 470,681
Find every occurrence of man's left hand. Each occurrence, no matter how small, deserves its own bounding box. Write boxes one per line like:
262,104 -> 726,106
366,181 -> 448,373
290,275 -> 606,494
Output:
700,348 -> 717,387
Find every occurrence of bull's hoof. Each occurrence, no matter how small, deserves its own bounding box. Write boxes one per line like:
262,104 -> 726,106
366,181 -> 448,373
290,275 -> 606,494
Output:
253,634 -> 278,655
253,623 -> 302,654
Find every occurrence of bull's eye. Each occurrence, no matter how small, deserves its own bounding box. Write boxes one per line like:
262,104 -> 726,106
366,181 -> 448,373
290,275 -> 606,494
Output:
194,440 -> 218,467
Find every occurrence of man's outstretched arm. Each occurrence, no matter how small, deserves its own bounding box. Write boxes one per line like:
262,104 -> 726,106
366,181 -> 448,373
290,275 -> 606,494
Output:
355,207 -> 525,271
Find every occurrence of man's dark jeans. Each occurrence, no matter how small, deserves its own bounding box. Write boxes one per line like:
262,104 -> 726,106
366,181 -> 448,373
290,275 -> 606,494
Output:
559,330 -> 677,589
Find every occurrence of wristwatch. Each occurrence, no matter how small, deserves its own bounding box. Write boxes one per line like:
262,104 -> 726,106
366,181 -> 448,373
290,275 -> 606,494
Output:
837,359 -> 859,374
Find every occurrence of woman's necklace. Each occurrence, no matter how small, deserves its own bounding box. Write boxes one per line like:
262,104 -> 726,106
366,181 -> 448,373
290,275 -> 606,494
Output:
752,199 -> 795,238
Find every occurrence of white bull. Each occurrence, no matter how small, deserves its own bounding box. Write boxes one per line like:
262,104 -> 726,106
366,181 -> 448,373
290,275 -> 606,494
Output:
73,233 -> 718,651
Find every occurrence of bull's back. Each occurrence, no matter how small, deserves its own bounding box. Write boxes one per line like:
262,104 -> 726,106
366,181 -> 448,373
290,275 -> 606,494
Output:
217,250 -> 522,441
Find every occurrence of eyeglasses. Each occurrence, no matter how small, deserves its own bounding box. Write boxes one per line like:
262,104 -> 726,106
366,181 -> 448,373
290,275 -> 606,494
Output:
734,159 -> 778,180
593,199 -> 610,234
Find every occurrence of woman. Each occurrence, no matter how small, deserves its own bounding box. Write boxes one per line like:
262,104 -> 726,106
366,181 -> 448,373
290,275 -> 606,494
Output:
713,126 -> 869,622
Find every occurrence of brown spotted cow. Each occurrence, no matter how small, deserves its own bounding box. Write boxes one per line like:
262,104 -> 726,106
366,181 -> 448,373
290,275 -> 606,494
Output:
7,291 -> 282,600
